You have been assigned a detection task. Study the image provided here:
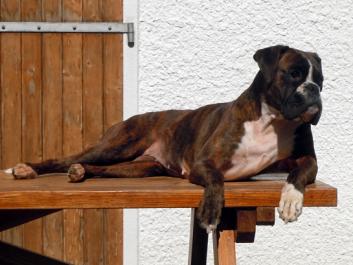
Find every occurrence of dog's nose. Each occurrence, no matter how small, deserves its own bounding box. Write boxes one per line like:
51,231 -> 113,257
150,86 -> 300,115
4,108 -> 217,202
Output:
303,82 -> 320,97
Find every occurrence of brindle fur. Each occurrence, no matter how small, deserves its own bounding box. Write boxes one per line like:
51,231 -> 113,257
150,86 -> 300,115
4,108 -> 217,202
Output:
11,45 -> 323,230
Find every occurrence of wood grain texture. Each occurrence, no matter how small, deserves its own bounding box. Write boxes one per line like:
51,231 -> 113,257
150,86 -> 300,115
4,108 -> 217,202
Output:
256,207 -> 275,226
82,1 -> 104,264
0,176 -> 338,209
235,208 -> 256,243
0,0 -> 22,246
102,1 -> 123,264
62,0 -> 84,264
102,0 -> 123,130
214,230 -> 236,265
42,0 -> 64,260
21,0 -> 43,254
104,209 -> 123,265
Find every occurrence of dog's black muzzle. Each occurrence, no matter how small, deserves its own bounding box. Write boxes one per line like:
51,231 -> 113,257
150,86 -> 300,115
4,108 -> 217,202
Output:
281,83 -> 322,125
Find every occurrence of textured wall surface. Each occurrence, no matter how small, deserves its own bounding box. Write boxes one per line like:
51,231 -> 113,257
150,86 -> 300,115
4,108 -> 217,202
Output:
138,0 -> 353,264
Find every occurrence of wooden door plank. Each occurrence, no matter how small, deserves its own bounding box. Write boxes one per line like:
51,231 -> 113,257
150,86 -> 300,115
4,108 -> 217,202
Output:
82,1 -> 104,264
104,209 -> 123,265
21,0 -> 43,254
102,0 -> 123,130
42,0 -> 64,260
0,0 -> 22,246
102,1 -> 123,264
62,0 -> 84,264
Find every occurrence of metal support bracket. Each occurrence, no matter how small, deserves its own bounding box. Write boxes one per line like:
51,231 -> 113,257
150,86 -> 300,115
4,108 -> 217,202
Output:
0,22 -> 135,47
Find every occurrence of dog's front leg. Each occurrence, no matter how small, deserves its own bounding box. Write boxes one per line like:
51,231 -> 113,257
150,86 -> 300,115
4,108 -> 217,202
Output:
188,159 -> 224,233
278,155 -> 317,223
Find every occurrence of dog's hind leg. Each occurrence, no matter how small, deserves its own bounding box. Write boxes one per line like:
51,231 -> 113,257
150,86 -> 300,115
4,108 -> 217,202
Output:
9,117 -> 154,179
66,156 -> 168,182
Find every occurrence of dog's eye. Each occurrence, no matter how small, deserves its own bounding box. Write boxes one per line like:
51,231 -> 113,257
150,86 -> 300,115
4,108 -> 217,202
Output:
289,69 -> 302,79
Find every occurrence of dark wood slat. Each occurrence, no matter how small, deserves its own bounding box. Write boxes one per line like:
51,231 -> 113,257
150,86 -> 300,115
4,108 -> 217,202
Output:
0,241 -> 68,265
0,210 -> 59,232
188,209 -> 208,265
256,207 -> 275,226
0,175 -> 337,209
235,208 -> 256,243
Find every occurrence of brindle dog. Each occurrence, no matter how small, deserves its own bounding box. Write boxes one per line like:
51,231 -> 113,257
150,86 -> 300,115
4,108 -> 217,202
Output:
6,45 -> 323,232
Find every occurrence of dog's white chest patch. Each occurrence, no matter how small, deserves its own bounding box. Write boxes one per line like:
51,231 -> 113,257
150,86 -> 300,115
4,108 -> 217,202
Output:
224,112 -> 295,181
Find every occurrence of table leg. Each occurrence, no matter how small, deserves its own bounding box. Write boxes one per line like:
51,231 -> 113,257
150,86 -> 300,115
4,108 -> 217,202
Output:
188,208 -> 209,265
213,229 -> 236,265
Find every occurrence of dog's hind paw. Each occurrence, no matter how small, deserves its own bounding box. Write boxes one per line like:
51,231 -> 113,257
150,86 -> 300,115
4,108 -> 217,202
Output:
67,164 -> 85,183
3,168 -> 13,174
13,164 -> 38,179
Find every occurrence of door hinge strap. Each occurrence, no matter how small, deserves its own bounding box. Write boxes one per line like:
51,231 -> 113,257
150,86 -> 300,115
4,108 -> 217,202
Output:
0,22 -> 135,47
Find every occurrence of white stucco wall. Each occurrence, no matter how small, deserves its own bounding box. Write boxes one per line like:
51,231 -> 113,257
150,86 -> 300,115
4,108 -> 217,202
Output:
137,1 -> 353,264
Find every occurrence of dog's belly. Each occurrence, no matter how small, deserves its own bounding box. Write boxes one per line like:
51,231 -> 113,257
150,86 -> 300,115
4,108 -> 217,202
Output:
224,118 -> 295,181
143,140 -> 168,167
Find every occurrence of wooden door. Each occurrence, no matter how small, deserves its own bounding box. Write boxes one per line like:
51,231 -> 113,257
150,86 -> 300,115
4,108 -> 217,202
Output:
0,1 -> 124,264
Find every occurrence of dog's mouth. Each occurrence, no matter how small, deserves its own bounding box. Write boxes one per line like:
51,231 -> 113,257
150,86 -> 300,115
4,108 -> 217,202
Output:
281,97 -> 322,125
281,83 -> 322,125
298,104 -> 321,124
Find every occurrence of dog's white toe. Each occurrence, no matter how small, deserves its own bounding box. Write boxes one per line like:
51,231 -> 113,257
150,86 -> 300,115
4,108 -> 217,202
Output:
278,182 -> 303,223
205,224 -> 217,234
3,168 -> 13,174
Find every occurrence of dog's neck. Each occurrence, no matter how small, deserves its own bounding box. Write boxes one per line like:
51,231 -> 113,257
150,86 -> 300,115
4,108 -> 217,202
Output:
231,71 -> 273,122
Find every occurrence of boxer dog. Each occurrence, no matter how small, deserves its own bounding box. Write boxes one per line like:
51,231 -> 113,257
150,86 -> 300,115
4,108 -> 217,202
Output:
5,45 -> 323,232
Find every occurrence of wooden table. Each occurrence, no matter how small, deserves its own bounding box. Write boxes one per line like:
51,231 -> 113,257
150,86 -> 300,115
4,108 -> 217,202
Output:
0,173 -> 337,265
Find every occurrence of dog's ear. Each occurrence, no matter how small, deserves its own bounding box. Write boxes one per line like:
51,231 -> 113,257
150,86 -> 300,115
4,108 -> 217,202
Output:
253,45 -> 289,82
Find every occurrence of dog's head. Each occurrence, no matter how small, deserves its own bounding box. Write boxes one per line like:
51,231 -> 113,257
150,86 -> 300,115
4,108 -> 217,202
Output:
254,45 -> 323,125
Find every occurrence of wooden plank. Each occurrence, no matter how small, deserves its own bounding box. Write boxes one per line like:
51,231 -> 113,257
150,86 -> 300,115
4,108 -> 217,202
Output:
235,208 -> 256,243
0,241 -> 69,265
0,0 -> 22,246
102,0 -> 123,130
83,209 -> 104,265
0,176 -> 338,209
82,0 -> 103,148
0,0 -> 2,174
188,209 -> 208,265
102,1 -> 123,264
214,230 -> 236,265
21,0 -> 43,254
82,1 -> 104,264
42,0 -> 64,260
256,207 -> 275,226
104,209 -> 123,265
62,0 -> 84,264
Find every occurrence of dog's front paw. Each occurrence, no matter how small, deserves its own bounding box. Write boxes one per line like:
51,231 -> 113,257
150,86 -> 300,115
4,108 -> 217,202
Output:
278,182 -> 303,223
12,164 -> 38,179
197,186 -> 224,233
68,164 -> 85,183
